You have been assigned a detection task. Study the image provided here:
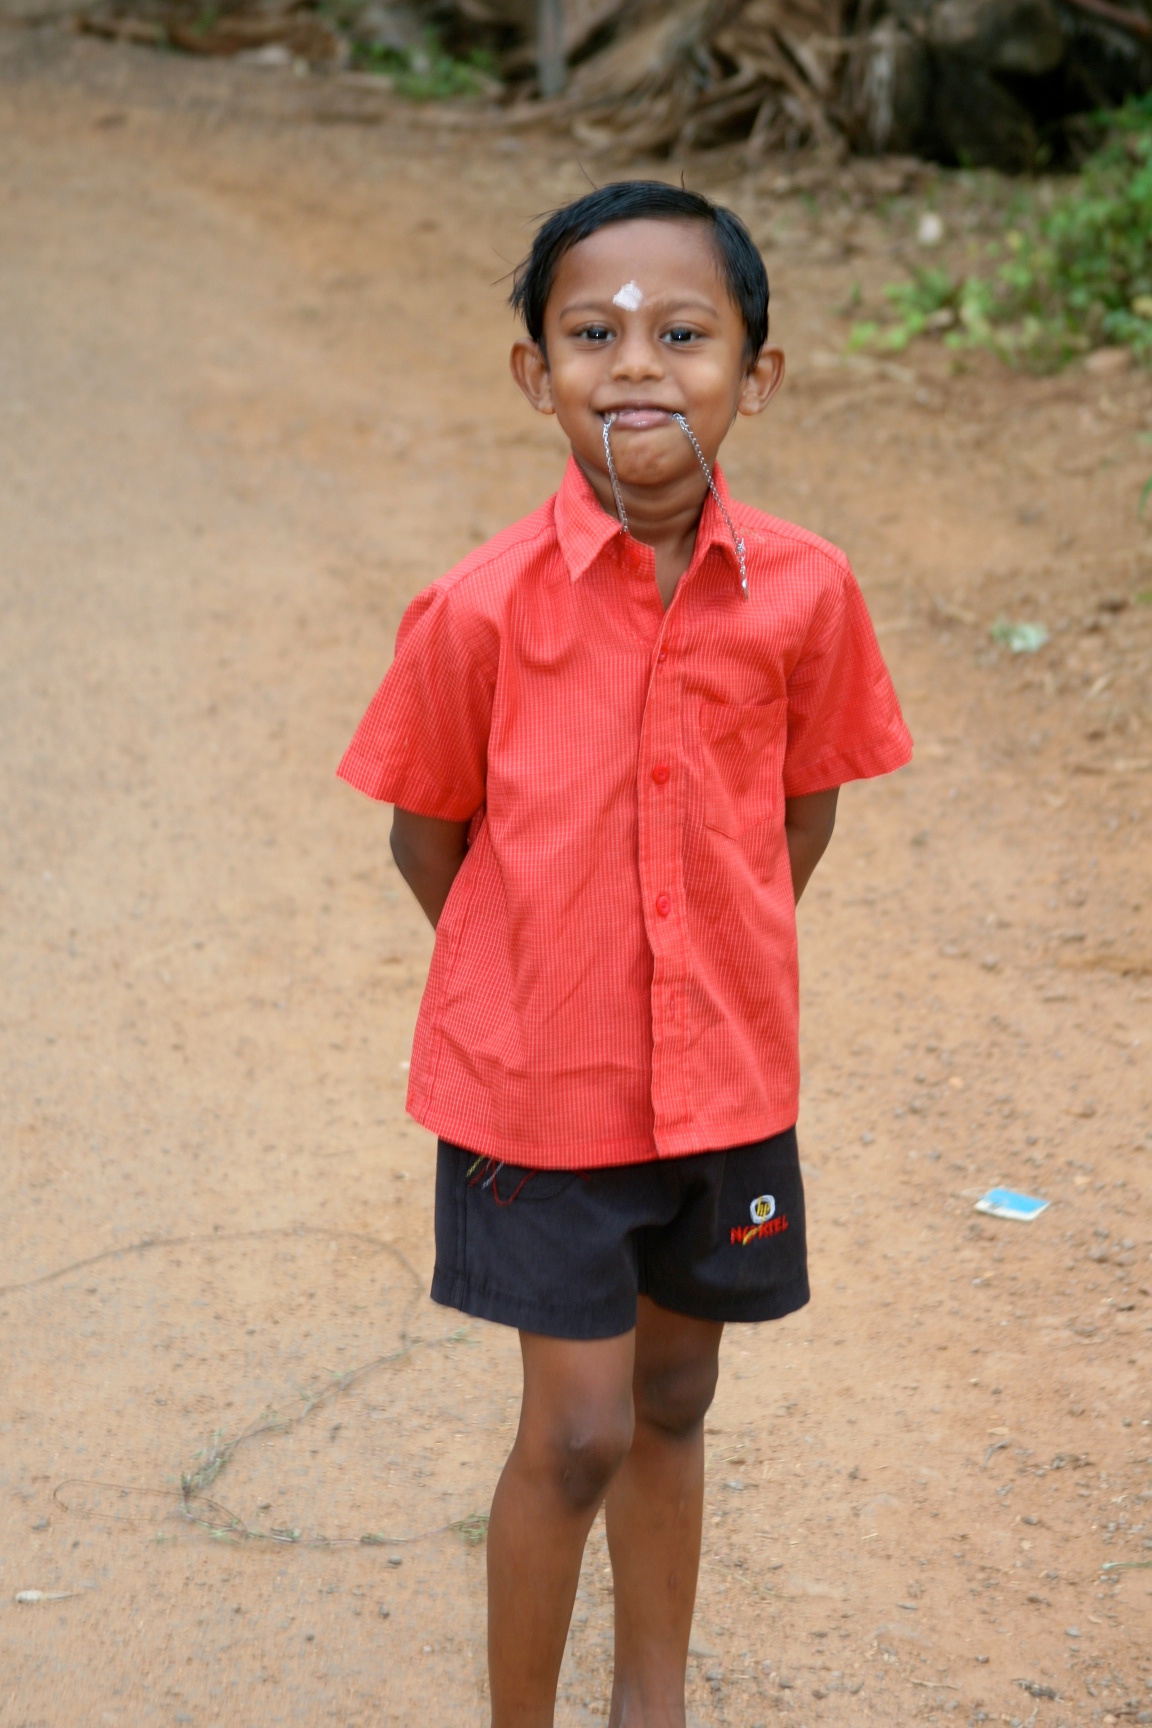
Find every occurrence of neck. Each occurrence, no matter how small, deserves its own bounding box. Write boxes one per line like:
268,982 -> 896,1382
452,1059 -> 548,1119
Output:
574,455 -> 711,608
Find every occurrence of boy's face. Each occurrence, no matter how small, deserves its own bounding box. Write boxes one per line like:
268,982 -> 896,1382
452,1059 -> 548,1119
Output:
510,218 -> 783,495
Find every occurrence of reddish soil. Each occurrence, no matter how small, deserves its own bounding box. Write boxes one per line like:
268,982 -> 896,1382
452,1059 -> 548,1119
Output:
1,27 -> 1150,1728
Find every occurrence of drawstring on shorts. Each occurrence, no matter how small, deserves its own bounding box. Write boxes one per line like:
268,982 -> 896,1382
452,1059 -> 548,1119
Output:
466,1155 -> 533,1207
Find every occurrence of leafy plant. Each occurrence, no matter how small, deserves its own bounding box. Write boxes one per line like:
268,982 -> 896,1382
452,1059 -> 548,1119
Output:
848,267 -> 959,353
852,95 -> 1152,372
452,1511 -> 490,1546
990,617 -> 1049,653
350,32 -> 498,100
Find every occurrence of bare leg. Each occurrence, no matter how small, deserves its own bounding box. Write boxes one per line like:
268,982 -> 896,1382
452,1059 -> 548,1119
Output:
487,1328 -> 636,1728
604,1298 -> 723,1728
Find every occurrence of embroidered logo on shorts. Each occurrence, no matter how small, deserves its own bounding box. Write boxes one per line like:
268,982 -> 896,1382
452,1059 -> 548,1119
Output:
730,1212 -> 789,1247
749,1193 -> 776,1224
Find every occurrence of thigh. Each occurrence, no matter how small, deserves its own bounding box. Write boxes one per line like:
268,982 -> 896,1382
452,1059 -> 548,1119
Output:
520,1329 -> 637,1431
631,1296 -> 723,1432
516,1329 -> 638,1487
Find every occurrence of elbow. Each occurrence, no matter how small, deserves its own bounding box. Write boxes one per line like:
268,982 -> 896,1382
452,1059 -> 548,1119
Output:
389,821 -> 416,884
816,787 -> 840,852
813,809 -> 837,867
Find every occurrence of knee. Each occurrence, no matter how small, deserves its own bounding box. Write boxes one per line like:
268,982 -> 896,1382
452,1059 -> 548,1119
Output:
633,1353 -> 718,1438
535,1405 -> 635,1512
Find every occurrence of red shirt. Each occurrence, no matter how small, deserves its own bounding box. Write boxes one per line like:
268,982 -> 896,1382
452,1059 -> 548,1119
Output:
339,457 -> 911,1170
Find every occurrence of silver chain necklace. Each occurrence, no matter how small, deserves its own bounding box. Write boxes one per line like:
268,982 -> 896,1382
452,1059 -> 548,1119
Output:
601,411 -> 748,599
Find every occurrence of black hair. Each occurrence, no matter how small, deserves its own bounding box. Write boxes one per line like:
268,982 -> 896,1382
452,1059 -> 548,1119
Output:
509,180 -> 769,366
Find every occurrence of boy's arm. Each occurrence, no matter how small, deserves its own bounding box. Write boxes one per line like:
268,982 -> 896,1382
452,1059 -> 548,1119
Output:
391,807 -> 471,928
393,793 -> 838,922
784,788 -> 839,904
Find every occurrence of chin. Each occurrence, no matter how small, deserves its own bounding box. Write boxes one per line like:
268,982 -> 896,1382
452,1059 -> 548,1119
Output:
618,448 -> 694,481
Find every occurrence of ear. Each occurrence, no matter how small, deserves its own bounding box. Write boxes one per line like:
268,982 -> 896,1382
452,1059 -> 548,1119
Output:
736,345 -> 785,418
510,340 -> 555,415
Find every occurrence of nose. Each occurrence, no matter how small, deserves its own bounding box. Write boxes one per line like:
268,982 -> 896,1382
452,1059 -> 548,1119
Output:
610,320 -> 665,382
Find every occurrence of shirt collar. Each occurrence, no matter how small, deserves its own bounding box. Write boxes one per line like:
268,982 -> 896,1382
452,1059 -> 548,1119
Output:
554,453 -> 746,594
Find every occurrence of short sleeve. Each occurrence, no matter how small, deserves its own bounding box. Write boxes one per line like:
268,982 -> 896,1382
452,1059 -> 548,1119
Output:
782,558 -> 913,797
336,581 -> 498,819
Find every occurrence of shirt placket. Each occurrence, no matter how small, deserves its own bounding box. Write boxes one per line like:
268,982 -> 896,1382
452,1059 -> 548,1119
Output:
637,584 -> 694,1149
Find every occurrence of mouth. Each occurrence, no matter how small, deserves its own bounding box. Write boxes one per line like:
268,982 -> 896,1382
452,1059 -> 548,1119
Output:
600,404 -> 679,432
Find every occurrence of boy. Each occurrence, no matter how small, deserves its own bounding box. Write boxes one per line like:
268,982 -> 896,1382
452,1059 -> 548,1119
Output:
338,180 -> 911,1728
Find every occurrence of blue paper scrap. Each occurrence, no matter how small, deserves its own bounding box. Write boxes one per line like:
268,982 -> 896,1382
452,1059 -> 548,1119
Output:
974,1188 -> 1049,1222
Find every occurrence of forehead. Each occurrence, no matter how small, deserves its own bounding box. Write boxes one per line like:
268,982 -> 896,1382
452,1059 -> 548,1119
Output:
549,218 -> 729,306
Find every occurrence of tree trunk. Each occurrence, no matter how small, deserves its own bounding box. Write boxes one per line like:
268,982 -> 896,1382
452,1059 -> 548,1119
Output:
537,0 -> 567,94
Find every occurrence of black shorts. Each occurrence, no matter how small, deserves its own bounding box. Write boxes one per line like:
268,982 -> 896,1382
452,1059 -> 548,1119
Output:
431,1128 -> 809,1340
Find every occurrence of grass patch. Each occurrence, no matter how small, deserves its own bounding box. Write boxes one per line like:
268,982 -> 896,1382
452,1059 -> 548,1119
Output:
349,33 -> 498,100
453,1511 -> 490,1547
852,95 -> 1152,372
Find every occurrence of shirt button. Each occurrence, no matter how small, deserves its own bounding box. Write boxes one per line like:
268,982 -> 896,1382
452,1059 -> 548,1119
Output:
651,764 -> 670,785
656,646 -> 667,664
655,893 -> 672,918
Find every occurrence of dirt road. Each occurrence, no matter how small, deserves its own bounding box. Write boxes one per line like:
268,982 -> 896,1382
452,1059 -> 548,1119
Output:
1,28 -> 1150,1728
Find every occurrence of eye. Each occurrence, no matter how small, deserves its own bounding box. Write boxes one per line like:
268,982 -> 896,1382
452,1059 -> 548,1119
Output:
573,323 -> 614,343
663,325 -> 703,345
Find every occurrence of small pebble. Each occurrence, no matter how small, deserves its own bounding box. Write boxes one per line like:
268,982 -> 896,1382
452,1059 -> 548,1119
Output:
388,1555 -> 403,1567
378,1605 -> 390,1619
1066,1627 -> 1081,1639
917,211 -> 944,247
304,1632 -> 315,1642
976,1655 -> 989,1664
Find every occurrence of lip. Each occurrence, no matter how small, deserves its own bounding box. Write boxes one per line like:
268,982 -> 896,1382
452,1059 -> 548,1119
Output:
601,405 -> 678,432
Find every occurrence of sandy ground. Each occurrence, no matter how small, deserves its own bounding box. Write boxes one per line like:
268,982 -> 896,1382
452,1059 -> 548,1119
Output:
1,26 -> 1151,1728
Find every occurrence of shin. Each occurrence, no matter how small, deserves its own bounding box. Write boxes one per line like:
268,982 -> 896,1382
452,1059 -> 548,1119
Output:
487,1328 -> 636,1728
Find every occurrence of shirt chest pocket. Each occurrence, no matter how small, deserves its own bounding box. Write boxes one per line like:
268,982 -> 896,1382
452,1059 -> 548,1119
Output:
699,696 -> 788,838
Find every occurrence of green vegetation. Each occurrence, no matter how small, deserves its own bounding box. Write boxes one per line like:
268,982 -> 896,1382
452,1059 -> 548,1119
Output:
852,95 -> 1152,372
350,33 -> 498,100
990,618 -> 1049,653
453,1511 -> 490,1546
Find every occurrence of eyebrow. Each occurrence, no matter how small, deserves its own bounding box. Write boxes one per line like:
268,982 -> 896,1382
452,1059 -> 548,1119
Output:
556,293 -> 721,319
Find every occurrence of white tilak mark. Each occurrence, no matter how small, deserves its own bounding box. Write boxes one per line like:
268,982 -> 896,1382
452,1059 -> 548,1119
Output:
611,280 -> 644,311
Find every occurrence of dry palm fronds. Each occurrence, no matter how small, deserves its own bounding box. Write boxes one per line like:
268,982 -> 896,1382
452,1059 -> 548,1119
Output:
492,0 -> 633,66
79,0 -> 342,63
514,0 -> 848,155
716,0 -> 843,95
556,0 -> 755,153
71,0 -> 1152,166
